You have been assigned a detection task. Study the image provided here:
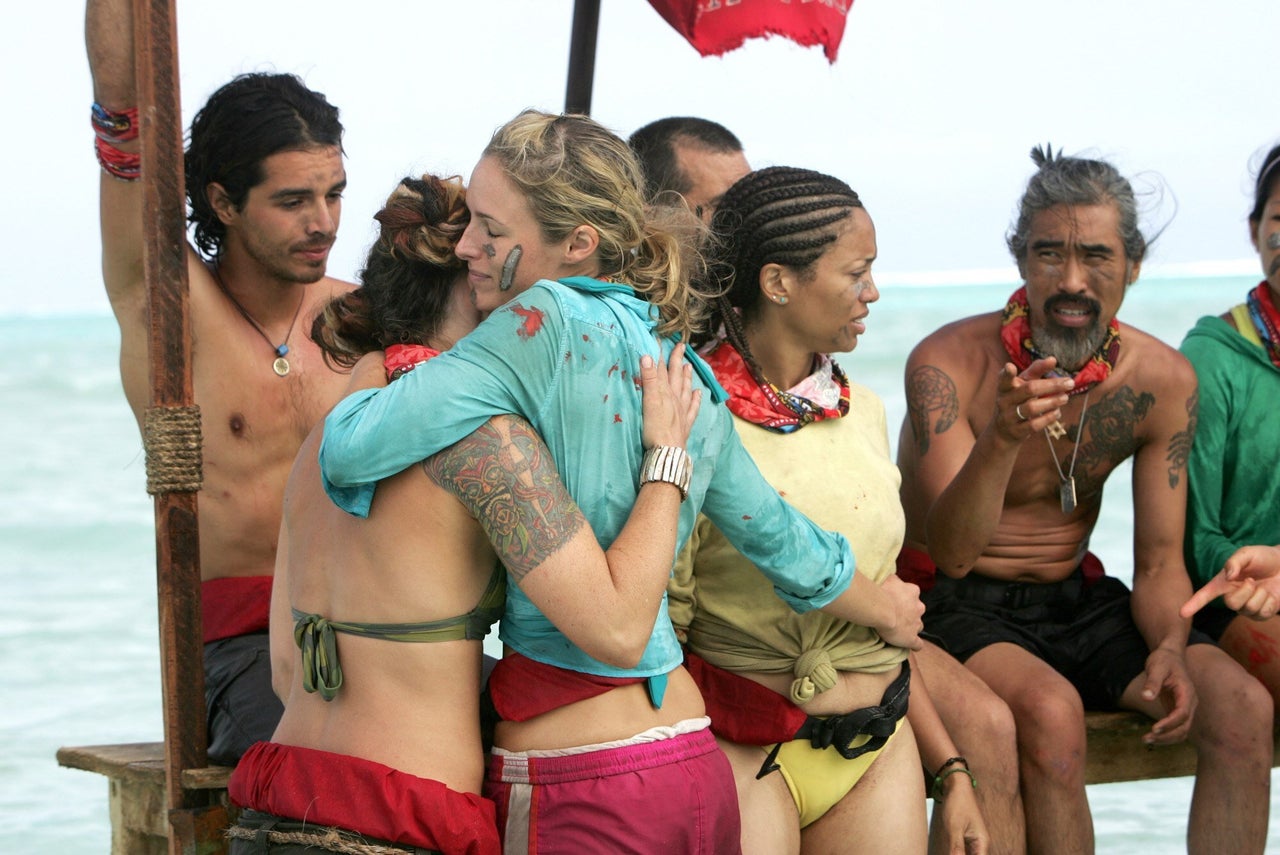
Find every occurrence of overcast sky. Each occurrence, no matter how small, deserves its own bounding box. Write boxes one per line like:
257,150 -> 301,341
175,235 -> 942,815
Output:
5,0 -> 1277,314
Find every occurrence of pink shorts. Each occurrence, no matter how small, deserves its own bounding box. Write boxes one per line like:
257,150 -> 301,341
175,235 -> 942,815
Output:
485,724 -> 740,854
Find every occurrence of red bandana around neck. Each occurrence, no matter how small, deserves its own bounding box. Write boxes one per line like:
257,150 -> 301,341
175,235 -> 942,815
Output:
1245,281 -> 1280,370
999,286 -> 1120,396
703,338 -> 849,433
383,343 -> 440,380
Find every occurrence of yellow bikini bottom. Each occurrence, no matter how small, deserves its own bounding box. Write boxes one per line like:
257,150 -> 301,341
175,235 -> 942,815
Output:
766,718 -> 904,828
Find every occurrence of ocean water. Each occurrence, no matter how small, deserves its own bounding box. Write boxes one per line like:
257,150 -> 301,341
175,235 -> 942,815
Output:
2,274 -> 1278,852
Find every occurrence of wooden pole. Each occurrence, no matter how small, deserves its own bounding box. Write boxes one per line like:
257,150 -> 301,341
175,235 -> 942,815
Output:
564,0 -> 601,114
131,1 -> 220,852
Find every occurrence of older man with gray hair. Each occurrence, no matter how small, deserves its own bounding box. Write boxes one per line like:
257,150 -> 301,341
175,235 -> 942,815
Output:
897,145 -> 1273,854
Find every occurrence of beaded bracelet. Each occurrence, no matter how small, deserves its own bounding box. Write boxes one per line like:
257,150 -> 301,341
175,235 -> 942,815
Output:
91,103 -> 141,181
931,756 -> 977,800
91,103 -> 139,142
95,135 -> 141,181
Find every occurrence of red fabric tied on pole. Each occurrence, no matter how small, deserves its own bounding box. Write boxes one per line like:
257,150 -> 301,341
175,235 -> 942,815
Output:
648,0 -> 851,62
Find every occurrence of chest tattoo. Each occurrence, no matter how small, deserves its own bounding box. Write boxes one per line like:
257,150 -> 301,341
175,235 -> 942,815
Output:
1072,385 -> 1153,497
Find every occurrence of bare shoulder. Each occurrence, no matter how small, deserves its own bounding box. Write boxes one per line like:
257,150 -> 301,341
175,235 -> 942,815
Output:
316,274 -> 357,300
908,311 -> 1002,370
906,311 -> 1003,399
1115,322 -> 1196,396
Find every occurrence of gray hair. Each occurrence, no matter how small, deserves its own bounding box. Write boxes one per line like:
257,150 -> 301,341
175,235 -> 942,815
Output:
1006,145 -> 1147,265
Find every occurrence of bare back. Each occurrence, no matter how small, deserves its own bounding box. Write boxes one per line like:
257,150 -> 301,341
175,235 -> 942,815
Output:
270,429 -> 495,792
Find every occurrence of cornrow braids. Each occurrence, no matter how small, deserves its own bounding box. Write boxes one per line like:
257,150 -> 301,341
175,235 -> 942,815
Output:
700,166 -> 862,357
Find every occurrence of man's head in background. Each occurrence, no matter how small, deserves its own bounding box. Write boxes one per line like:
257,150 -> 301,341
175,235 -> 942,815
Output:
629,116 -> 750,221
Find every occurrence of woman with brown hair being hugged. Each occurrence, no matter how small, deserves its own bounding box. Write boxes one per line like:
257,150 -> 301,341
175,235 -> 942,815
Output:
670,166 -> 988,854
226,173 -> 701,855
319,113 -> 925,853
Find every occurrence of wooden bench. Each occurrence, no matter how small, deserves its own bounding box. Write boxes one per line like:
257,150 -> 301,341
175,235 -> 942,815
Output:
58,716 -> 1280,850
57,743 -> 234,855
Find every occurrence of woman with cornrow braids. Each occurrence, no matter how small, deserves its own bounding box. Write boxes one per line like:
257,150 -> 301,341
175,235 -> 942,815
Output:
670,167 -> 990,854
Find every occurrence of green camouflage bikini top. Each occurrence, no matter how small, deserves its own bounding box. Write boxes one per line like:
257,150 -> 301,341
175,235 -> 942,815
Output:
292,564 -> 506,701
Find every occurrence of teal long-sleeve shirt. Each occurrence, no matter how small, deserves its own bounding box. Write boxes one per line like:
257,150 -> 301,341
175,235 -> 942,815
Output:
319,277 -> 856,679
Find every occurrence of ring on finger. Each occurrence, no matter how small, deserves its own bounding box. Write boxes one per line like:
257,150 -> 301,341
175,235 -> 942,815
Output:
1015,404 -> 1028,421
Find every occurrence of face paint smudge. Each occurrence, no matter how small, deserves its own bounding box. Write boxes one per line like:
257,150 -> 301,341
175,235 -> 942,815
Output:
481,242 -> 497,259
1267,232 -> 1280,251
499,245 -> 523,292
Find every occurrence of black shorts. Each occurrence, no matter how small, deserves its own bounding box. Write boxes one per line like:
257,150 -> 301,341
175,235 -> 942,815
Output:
1190,602 -> 1238,642
921,568 -> 1214,710
204,633 -> 283,766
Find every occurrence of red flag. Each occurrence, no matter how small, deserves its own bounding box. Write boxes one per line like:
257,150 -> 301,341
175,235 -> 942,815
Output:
647,0 -> 851,63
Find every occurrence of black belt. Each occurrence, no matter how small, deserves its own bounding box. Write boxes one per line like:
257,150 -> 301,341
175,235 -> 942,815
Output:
934,567 -> 1085,610
757,660 -> 911,779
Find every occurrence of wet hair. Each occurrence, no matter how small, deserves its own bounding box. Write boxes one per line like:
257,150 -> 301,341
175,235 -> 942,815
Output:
699,166 -> 864,367
1250,144 -> 1280,225
484,110 -> 709,339
311,174 -> 469,368
628,117 -> 744,202
1006,145 -> 1147,266
185,73 -> 344,259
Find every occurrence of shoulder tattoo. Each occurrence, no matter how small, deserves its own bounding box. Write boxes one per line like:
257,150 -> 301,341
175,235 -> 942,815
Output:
422,416 -> 585,582
906,365 -> 959,456
1165,389 -> 1198,488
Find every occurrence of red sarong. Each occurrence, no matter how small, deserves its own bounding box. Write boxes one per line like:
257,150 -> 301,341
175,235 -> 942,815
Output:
230,741 -> 500,855
201,576 -> 272,644
684,651 -> 807,745
895,546 -> 1105,592
486,652 -> 643,722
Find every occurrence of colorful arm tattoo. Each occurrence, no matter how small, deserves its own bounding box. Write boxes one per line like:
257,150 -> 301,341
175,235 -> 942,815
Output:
422,416 -> 585,582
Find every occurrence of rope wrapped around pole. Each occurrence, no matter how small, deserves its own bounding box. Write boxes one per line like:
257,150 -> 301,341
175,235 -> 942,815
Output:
144,405 -> 203,495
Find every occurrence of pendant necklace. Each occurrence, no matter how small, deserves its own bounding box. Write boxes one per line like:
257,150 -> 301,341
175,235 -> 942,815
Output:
1045,389 -> 1090,514
213,267 -> 304,377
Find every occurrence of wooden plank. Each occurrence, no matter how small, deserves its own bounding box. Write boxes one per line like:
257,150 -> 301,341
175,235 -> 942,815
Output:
61,743 -> 232,855
63,716 -> 1280,848
59,743 -> 231,790
1084,711 -> 1199,785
